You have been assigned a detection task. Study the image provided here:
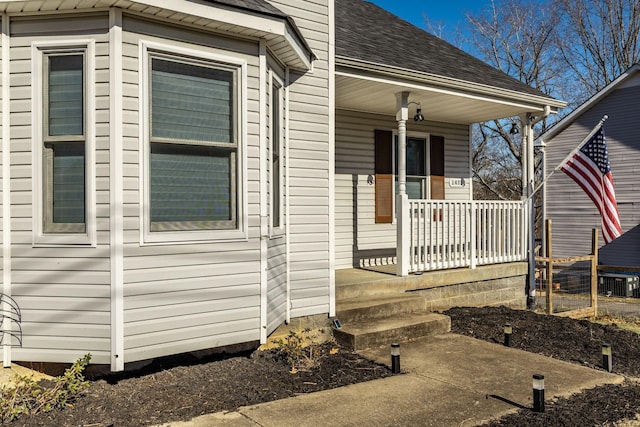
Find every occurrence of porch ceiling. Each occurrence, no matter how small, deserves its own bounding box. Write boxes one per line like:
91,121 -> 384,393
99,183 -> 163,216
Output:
336,67 -> 561,125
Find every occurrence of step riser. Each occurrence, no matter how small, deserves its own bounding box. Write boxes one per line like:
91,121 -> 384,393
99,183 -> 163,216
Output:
334,317 -> 451,351
336,281 -> 407,300
336,299 -> 428,323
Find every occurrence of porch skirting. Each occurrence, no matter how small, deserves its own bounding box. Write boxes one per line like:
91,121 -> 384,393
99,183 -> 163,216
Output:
410,262 -> 527,310
336,262 -> 528,310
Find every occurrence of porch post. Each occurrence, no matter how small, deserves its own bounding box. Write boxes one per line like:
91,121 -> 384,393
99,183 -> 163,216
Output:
522,114 -> 536,309
396,92 -> 409,276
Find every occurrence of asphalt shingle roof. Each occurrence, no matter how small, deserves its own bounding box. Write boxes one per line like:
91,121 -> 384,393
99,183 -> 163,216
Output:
336,0 -> 554,99
202,0 -> 286,17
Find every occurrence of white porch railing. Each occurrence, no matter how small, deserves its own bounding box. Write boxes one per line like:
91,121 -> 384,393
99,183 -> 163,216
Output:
406,200 -> 528,273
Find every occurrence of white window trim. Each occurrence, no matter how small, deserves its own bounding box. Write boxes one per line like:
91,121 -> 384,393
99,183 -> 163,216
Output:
31,39 -> 96,247
269,70 -> 285,237
391,130 -> 430,223
139,40 -> 248,245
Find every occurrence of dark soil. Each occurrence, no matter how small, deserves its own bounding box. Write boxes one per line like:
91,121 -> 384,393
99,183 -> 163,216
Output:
8,343 -> 392,427
8,306 -> 640,427
443,306 -> 640,426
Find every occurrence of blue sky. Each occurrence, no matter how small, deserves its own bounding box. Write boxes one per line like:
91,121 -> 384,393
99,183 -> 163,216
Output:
368,0 -> 492,32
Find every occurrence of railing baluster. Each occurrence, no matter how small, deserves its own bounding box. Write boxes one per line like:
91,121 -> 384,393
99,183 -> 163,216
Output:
405,199 -> 528,273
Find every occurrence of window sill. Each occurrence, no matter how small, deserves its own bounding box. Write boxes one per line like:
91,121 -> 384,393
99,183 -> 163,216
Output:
142,228 -> 248,245
33,233 -> 95,247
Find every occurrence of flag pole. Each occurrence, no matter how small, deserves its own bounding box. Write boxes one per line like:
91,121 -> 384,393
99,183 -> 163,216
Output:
530,114 -> 609,199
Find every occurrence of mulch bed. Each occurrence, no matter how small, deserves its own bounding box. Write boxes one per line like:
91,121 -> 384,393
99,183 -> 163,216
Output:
7,305 -> 640,426
8,344 -> 391,427
443,306 -> 640,426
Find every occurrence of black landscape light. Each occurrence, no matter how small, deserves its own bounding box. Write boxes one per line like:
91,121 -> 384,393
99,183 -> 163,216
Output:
532,374 -> 545,413
503,323 -> 512,347
602,343 -> 612,372
391,343 -> 400,374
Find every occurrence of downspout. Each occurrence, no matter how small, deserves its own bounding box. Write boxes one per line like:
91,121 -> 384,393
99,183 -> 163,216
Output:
259,41 -> 268,343
109,8 -> 125,372
328,0 -> 336,317
285,67 -> 291,323
2,13 -> 12,368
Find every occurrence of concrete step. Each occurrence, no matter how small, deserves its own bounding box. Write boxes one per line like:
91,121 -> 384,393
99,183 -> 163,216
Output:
336,294 -> 427,324
335,280 -> 408,300
333,312 -> 451,351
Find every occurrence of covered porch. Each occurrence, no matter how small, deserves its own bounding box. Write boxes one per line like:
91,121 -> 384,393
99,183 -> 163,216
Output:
334,70 -> 563,277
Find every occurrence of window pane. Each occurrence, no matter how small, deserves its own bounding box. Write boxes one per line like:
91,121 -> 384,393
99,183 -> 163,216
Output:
394,137 -> 426,176
406,178 -> 424,199
271,84 -> 280,228
49,55 -> 83,136
406,138 -> 425,176
152,58 -> 233,143
52,143 -> 85,224
150,143 -> 233,224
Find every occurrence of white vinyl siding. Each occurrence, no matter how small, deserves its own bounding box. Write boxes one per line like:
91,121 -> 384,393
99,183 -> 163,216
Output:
121,18 -> 262,363
9,18 -> 110,364
269,0 -> 331,318
335,109 -> 471,269
266,57 -> 287,335
544,81 -> 640,266
2,0 -> 331,366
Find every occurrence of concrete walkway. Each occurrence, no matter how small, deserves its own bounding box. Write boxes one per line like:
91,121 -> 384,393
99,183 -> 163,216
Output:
155,334 -> 623,427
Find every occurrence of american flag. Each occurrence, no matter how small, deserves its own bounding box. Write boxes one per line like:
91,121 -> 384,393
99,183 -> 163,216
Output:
560,126 -> 622,244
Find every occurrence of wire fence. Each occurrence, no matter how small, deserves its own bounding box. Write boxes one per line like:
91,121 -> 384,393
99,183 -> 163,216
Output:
535,220 -> 598,318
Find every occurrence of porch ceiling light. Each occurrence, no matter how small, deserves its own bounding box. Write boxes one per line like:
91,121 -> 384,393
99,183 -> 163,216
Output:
407,101 -> 424,122
509,123 -> 519,134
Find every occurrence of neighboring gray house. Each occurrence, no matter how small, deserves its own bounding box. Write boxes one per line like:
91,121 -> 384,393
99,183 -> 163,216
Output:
539,64 -> 640,267
0,0 -> 563,372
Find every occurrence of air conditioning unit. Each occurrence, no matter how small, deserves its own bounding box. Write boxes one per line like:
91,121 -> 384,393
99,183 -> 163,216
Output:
598,273 -> 640,297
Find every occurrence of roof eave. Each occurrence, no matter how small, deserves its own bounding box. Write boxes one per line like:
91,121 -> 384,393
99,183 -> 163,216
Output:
336,55 -> 566,112
0,0 -> 315,71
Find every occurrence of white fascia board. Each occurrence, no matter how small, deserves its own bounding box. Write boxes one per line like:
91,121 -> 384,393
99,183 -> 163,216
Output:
336,56 -> 566,111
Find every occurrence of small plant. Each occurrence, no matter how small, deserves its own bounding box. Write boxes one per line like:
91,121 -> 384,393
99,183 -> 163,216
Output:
0,353 -> 91,422
273,328 -> 325,373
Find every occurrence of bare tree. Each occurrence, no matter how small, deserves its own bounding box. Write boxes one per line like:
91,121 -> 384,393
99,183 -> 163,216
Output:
557,0 -> 640,101
426,0 -> 640,205
464,0 -> 562,201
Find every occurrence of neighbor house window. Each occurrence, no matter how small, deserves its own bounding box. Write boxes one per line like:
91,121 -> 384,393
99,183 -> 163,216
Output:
43,52 -> 86,233
149,55 -> 238,232
270,78 -> 283,230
